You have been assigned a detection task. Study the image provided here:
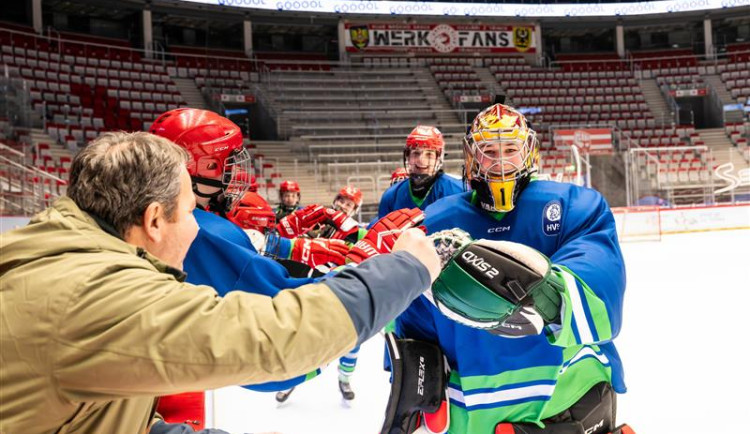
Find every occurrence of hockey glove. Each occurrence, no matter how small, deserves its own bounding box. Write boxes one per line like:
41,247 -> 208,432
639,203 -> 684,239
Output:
290,237 -> 349,268
276,205 -> 335,238
427,238 -> 564,337
380,333 -> 449,434
345,208 -> 425,264
323,208 -> 361,241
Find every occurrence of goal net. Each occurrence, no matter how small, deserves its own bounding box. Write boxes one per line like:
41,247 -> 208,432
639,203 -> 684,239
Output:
611,206 -> 662,242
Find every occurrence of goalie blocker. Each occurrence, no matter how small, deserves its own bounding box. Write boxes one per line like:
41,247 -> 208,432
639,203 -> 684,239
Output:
380,333 -> 449,434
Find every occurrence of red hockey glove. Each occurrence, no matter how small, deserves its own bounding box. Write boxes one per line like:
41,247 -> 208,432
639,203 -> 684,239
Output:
276,205 -> 332,238
345,208 -> 425,264
290,237 -> 349,268
322,208 -> 361,240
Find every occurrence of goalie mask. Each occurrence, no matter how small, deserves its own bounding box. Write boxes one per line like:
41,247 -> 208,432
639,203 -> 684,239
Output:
464,104 -> 538,213
150,108 -> 253,214
404,125 -> 445,189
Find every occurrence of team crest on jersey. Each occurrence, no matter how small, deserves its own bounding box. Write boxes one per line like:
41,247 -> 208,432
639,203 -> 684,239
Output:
513,27 -> 532,53
542,200 -> 562,236
349,26 -> 369,50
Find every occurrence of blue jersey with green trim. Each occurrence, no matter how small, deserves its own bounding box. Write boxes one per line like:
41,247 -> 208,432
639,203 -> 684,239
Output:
396,181 -> 626,432
377,172 -> 464,219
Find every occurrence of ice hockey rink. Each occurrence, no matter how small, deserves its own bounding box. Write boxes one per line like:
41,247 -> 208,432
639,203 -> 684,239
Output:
211,227 -> 750,434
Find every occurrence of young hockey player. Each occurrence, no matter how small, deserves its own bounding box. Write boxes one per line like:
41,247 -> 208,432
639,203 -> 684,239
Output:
304,185 -> 366,243
149,109 -> 430,429
276,180 -> 302,220
275,185 -> 367,403
381,104 -> 632,434
377,125 -> 464,219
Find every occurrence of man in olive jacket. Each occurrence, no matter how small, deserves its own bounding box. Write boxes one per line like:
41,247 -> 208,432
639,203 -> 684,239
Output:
0,132 -> 440,433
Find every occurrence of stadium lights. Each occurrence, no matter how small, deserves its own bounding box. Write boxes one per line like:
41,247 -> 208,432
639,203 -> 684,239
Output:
176,0 -> 750,18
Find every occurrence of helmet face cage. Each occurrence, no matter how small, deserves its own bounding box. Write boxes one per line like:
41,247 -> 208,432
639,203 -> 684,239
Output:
221,147 -> 254,213
463,104 -> 539,213
404,126 -> 445,178
334,186 -> 362,217
463,129 -> 538,183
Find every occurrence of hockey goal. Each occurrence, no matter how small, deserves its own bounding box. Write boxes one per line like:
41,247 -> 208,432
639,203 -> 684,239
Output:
611,206 -> 662,242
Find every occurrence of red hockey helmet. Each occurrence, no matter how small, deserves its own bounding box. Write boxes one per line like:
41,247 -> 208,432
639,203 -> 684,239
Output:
280,180 -> 301,194
150,108 -> 253,210
227,191 -> 276,233
404,125 -> 445,177
334,185 -> 363,217
390,167 -> 409,186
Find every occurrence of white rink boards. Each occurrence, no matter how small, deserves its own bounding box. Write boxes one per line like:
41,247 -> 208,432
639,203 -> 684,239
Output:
212,229 -> 750,434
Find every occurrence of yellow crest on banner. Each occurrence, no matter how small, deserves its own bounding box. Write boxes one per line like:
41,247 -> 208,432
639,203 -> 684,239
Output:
349,26 -> 370,50
513,27 -> 533,52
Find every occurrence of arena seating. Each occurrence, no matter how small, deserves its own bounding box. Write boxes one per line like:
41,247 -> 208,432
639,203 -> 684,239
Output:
2,23 -> 747,209
426,57 -> 488,99
0,26 -> 186,153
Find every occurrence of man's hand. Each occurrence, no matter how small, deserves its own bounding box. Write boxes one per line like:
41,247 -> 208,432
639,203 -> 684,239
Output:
345,208 -> 426,265
290,237 -> 349,268
276,205 -> 333,238
393,229 -> 441,283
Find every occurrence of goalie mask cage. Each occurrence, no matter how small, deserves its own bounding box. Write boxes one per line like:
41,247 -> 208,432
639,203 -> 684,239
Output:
611,206 -> 662,242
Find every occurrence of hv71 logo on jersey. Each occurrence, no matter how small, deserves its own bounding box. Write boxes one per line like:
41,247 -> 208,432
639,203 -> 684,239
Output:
542,200 -> 562,236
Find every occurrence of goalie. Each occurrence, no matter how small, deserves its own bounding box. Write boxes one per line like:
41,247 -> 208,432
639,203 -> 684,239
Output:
381,104 -> 632,434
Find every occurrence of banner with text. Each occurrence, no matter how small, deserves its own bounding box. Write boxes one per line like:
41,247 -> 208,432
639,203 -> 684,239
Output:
553,128 -> 613,155
345,23 -> 535,54
216,94 -> 256,103
669,88 -> 707,98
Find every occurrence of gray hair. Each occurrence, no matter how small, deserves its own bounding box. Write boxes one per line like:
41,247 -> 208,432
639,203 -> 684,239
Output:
67,132 -> 190,237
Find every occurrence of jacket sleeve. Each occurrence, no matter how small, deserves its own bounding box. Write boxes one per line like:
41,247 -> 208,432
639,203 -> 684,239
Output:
54,251 -> 429,401
547,189 -> 626,347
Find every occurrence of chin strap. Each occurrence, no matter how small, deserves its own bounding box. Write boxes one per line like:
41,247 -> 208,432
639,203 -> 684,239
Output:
192,180 -> 228,217
410,170 -> 441,199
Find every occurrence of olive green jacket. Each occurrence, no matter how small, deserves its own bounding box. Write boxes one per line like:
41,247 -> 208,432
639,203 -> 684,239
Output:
0,197 -> 359,433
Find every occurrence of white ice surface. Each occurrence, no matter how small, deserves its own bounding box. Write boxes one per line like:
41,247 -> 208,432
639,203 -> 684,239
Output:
212,229 -> 750,434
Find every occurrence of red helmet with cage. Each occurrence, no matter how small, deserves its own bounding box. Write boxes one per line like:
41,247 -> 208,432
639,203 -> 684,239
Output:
404,125 -> 445,180
334,185 -> 363,217
149,108 -> 253,212
227,192 -> 276,233
390,167 -> 409,186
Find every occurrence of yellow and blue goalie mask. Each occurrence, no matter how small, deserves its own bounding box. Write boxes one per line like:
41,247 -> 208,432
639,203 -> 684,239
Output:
463,104 -> 538,213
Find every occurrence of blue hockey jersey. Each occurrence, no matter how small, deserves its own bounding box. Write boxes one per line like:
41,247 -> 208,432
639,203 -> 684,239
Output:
377,172 -> 464,219
396,181 -> 626,432
183,209 -> 319,391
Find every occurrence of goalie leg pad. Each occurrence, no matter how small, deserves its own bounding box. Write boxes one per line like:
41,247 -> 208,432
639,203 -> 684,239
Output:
380,333 -> 449,434
495,382 -> 620,434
